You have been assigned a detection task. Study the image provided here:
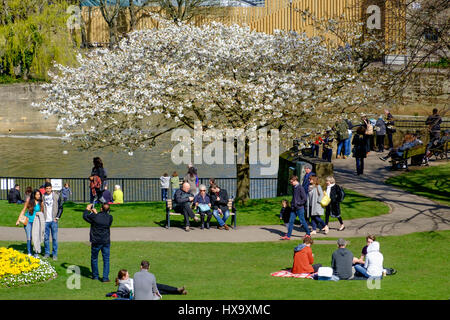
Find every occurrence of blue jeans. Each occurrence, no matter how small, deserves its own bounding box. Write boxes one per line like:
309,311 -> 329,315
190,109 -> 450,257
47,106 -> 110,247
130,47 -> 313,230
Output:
345,133 -> 352,156
287,207 -> 310,237
44,221 -> 58,257
91,243 -> 110,281
356,158 -> 364,175
310,215 -> 325,231
212,209 -> 230,227
24,222 -> 33,255
311,144 -> 319,157
161,188 -> 168,201
354,264 -> 382,280
337,140 -> 346,157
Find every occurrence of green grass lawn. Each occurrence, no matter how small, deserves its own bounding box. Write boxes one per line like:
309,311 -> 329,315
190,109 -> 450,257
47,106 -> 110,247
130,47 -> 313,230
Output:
0,189 -> 389,228
0,231 -> 449,300
386,163 -> 450,206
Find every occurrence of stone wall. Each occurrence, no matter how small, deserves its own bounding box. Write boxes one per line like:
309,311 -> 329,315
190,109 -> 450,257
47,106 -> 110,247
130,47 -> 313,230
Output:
0,83 -> 57,134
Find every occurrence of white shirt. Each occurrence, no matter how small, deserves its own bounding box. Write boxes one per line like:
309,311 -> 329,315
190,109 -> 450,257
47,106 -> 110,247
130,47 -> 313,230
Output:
365,242 -> 384,277
44,193 -> 53,222
160,176 -> 170,189
326,183 -> 335,197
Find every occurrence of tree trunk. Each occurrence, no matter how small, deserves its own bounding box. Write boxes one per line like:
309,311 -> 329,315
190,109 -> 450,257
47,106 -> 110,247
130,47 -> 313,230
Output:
235,142 -> 250,205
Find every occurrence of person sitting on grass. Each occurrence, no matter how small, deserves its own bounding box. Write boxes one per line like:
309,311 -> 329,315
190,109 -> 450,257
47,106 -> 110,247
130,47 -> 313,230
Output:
112,185 -> 124,204
292,236 -> 322,274
330,238 -> 354,281
353,234 -> 376,266
354,241 -> 384,280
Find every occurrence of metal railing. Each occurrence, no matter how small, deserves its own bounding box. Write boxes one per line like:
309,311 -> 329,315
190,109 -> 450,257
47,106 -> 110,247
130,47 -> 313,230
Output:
0,177 -> 278,203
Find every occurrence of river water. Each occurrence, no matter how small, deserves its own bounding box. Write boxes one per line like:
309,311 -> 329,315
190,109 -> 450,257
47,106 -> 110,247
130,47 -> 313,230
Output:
0,134 -> 275,178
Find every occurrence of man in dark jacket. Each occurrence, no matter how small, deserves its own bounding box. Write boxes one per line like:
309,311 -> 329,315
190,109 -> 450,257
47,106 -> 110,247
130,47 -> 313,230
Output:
281,175 -> 311,240
331,238 -> 354,280
210,184 -> 231,230
83,203 -> 113,282
425,108 -> 442,143
8,184 -> 23,204
174,182 -> 199,232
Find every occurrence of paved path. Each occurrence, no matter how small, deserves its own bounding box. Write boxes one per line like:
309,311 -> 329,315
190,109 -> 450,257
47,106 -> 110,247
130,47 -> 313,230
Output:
0,154 -> 449,242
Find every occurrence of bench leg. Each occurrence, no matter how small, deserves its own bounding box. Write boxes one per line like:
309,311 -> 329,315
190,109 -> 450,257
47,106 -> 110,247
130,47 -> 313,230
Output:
166,209 -> 170,229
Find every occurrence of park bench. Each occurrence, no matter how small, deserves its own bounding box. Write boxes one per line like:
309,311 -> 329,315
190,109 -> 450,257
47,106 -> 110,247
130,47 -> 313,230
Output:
165,198 -> 237,229
390,145 -> 427,170
429,140 -> 449,161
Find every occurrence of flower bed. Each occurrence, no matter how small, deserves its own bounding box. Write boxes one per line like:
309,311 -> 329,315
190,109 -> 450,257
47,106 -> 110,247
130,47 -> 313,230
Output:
0,248 -> 57,287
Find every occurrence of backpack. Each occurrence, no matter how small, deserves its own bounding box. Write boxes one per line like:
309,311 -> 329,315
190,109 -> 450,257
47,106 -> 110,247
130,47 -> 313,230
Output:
337,185 -> 345,202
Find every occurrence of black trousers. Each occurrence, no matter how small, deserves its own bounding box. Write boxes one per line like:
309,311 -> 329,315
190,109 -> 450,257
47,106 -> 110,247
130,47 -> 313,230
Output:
376,135 -> 385,152
157,283 -> 181,295
199,210 -> 212,225
174,202 -> 196,227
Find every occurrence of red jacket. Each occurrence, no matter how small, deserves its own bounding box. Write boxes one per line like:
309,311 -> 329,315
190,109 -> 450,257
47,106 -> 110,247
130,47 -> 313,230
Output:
292,246 -> 314,274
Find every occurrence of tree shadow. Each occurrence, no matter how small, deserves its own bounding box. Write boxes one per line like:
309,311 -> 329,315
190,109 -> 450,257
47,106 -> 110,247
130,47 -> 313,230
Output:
7,243 -> 27,253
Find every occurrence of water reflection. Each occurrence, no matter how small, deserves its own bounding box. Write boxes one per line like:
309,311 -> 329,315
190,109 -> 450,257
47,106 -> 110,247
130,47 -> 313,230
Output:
0,134 -> 274,178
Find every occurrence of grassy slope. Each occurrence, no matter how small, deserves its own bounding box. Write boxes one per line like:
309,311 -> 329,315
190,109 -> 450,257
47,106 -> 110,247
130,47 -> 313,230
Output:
0,231 -> 449,300
0,189 -> 389,228
386,163 -> 450,206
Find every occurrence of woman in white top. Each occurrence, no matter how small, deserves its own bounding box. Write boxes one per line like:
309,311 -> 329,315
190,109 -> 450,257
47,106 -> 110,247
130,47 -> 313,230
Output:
354,241 -> 384,279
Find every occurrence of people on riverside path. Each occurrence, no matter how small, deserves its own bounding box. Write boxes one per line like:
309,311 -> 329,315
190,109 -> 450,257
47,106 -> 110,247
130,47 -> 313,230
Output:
210,184 -> 231,230
281,175 -> 310,240
306,176 -> 326,235
83,203 -> 113,282
279,199 -> 292,234
335,120 -> 350,159
302,163 -> 315,226
322,176 -> 345,234
90,157 -> 108,205
425,108 -> 442,144
375,115 -> 386,153
42,182 -> 64,261
184,166 -> 198,196
8,184 -> 23,204
321,130 -> 334,162
160,173 -> 170,201
194,184 -> 213,229
385,110 -> 396,150
330,238 -> 354,281
352,126 -> 368,176
16,189 -> 43,256
61,183 -> 72,202
174,182 -> 200,232
170,171 -> 180,199
344,119 -> 354,158
292,236 -> 322,274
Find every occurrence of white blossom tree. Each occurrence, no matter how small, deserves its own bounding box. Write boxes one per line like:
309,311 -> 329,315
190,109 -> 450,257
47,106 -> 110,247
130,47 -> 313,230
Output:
35,17 -> 394,203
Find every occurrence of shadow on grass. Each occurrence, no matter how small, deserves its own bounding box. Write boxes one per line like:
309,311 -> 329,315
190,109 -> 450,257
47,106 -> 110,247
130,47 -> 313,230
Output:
61,262 -> 92,279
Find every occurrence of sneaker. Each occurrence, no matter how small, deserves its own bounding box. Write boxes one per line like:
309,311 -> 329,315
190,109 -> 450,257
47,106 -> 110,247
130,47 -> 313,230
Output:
338,225 -> 345,231
53,256 -> 58,261
102,279 -> 111,283
223,224 -> 230,230
217,226 -> 224,230
337,155 -> 341,159
34,254 -> 39,259
44,254 -> 50,259
206,223 -> 210,229
185,226 -> 190,232
343,155 -> 347,159
379,156 -> 387,161
280,236 -> 291,240
311,230 -> 317,235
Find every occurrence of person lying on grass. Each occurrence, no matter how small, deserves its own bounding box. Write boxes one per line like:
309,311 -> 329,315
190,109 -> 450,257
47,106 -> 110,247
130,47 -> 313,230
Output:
108,267 -> 188,300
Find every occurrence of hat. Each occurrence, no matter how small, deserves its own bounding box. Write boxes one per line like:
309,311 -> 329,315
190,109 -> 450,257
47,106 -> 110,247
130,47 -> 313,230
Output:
337,238 -> 346,246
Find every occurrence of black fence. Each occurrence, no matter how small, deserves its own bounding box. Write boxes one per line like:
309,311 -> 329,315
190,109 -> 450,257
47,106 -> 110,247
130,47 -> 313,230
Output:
0,177 -> 278,202
394,119 -> 450,130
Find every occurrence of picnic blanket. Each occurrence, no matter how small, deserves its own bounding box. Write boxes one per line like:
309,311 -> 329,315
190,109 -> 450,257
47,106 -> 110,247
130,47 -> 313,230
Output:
270,269 -> 315,279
